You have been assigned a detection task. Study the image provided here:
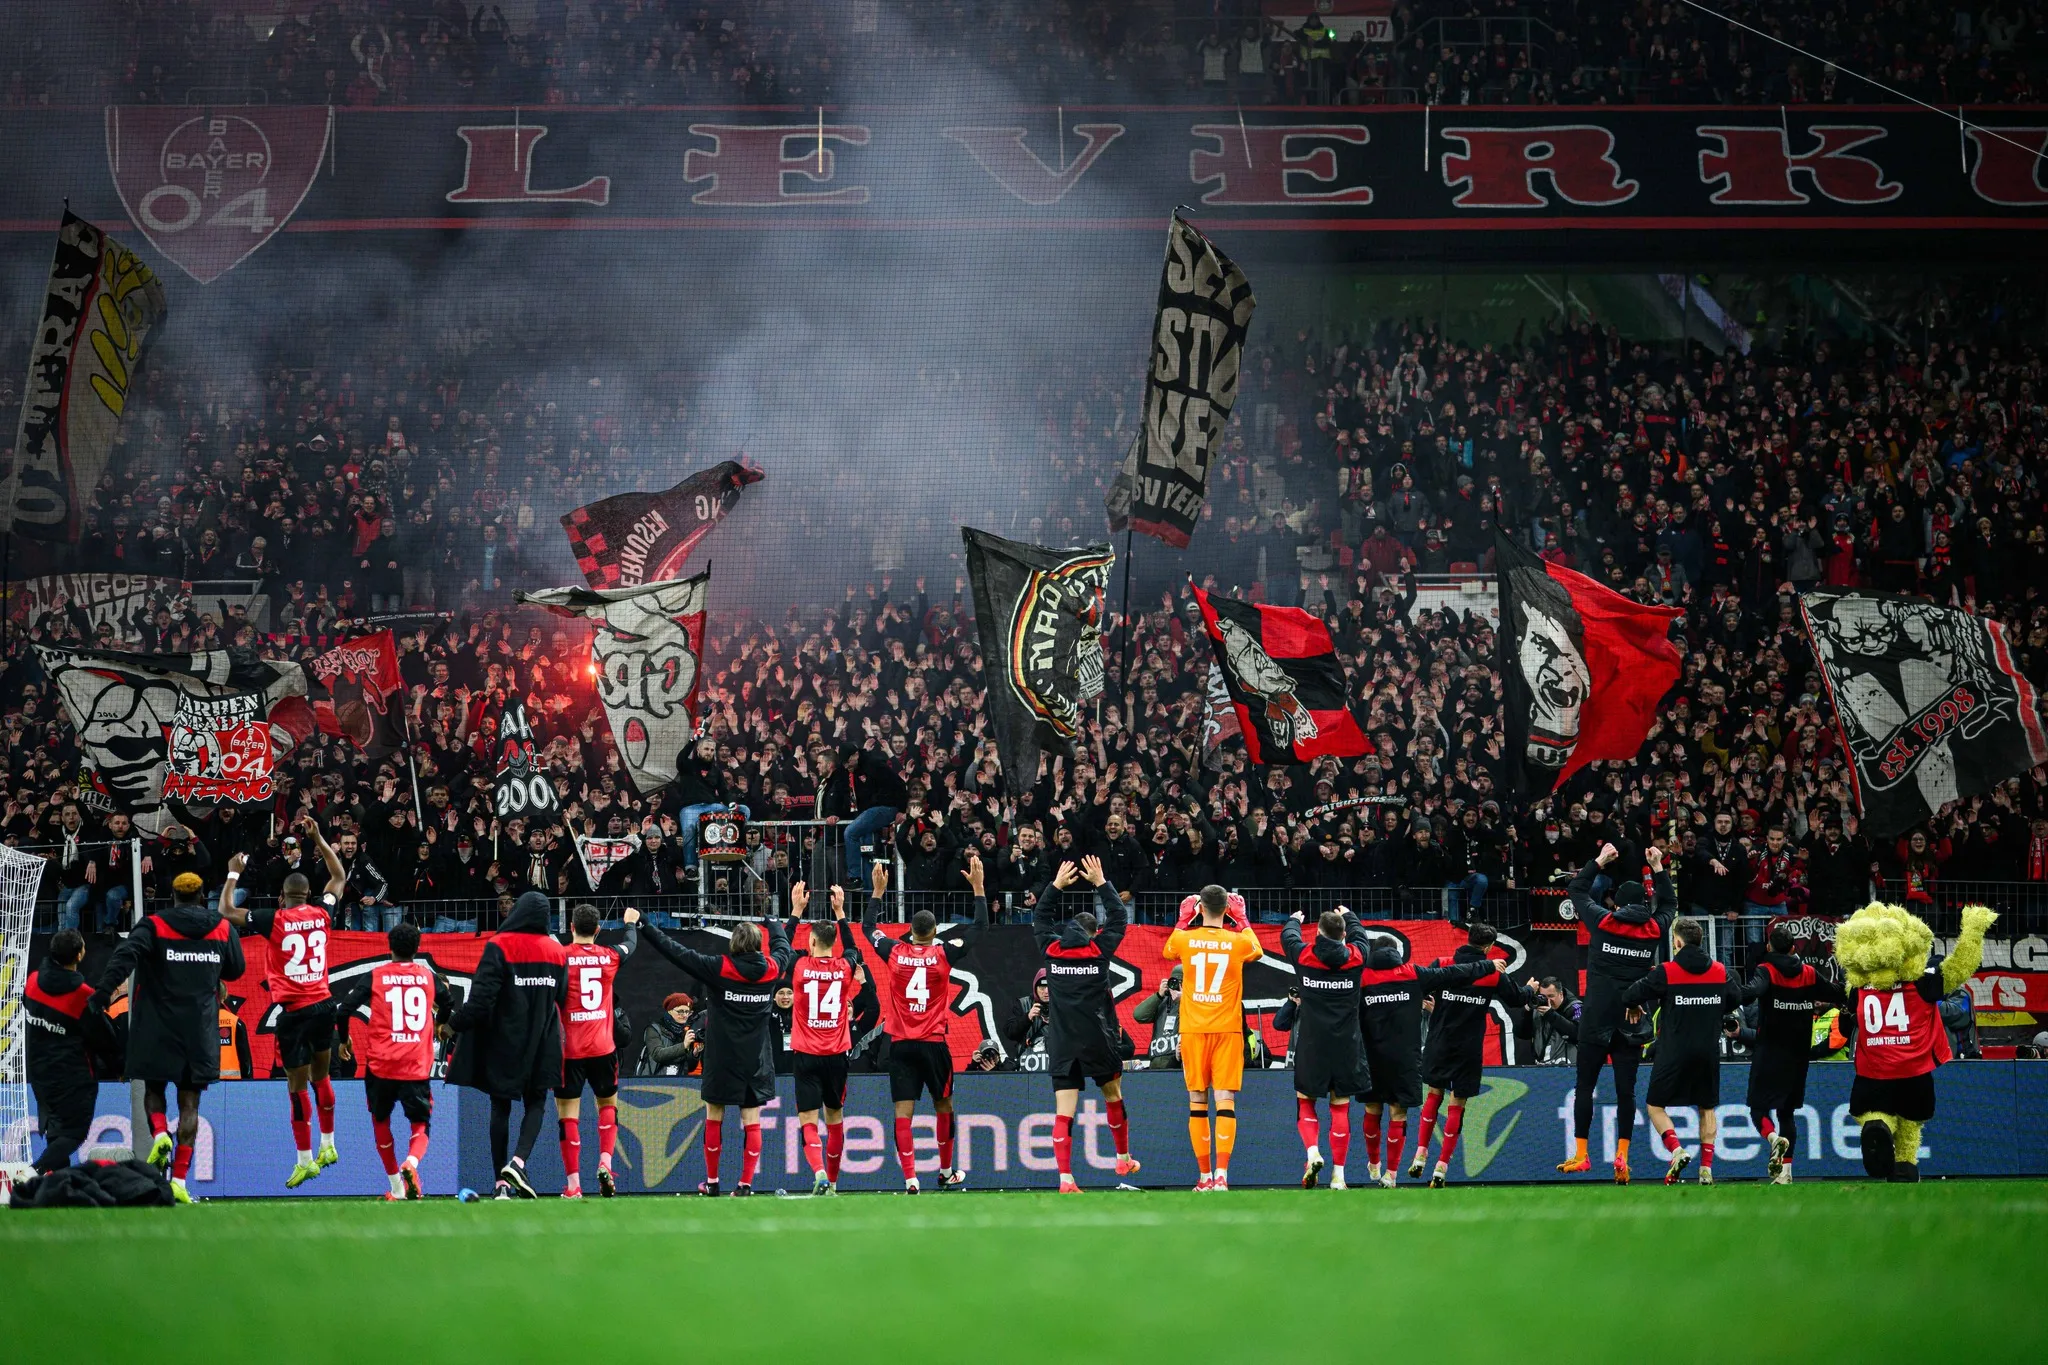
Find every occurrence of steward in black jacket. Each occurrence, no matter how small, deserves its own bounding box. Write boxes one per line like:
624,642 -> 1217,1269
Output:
25,930 -> 108,1173
1029,855 -> 1136,1187
448,890 -> 566,1196
1560,842 -> 1675,1180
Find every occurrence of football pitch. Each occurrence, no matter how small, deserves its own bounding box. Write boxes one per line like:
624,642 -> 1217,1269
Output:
5,1182 -> 2043,1360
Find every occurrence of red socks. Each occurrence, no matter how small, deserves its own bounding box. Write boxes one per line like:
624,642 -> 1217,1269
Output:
1701,1142 -> 1715,1168
894,1116 -> 917,1180
148,1111 -> 167,1138
407,1121 -> 430,1165
1386,1116 -> 1407,1169
1438,1106 -> 1464,1166
937,1112 -> 956,1172
1330,1104 -> 1351,1167
1662,1127 -> 1682,1154
740,1122 -> 762,1186
312,1076 -> 335,1139
803,1121 -> 825,1175
559,1117 -> 581,1181
1756,1115 -> 1776,1138
1053,1114 -> 1073,1177
1362,1109 -> 1382,1165
1416,1092 -> 1442,1154
372,1118 -> 399,1175
825,1121 -> 845,1182
172,1144 -> 193,1179
1107,1099 -> 1130,1158
1296,1096 -> 1321,1154
290,1089 -> 312,1151
703,1120 -> 723,1185
597,1103 -> 617,1169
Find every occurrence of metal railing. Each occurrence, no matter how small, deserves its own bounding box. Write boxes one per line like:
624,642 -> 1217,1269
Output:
21,839 -> 147,934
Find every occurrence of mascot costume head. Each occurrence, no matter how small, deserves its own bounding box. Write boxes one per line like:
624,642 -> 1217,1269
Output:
1834,899 -> 1995,1181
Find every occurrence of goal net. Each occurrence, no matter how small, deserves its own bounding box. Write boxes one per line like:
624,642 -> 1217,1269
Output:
0,844 -> 48,1172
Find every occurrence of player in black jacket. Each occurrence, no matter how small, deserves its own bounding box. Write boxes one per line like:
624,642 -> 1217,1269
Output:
638,915 -> 795,1195
448,890 -> 567,1198
94,872 -> 245,1203
1356,942 -> 1496,1187
1560,841 -> 1676,1183
25,929 -> 108,1174
1408,923 -> 1526,1188
1280,908 -> 1372,1190
1620,917 -> 1747,1184
1741,922 -> 1847,1183
1033,855 -> 1136,1192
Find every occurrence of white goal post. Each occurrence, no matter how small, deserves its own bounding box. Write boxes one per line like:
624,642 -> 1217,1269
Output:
0,843 -> 50,1186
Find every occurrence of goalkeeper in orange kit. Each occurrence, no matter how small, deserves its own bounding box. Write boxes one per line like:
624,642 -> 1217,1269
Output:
1162,885 -> 1262,1190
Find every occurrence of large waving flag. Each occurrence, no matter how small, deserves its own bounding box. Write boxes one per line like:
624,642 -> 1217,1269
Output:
561,460 -> 761,589
1192,585 -> 1367,765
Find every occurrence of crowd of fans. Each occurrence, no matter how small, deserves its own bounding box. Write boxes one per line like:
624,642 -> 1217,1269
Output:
7,1 -> 2045,110
8,253 -> 2048,959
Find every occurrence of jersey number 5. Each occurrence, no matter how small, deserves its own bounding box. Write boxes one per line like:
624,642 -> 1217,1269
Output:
579,966 -> 605,1013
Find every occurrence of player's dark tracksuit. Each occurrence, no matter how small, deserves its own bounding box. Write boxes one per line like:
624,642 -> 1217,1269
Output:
1356,952 -> 1495,1108
24,959 -> 104,1172
638,919 -> 796,1107
1619,946 -> 1745,1108
96,901 -> 246,1088
1566,860 -> 1675,1148
1742,951 -> 1845,1136
1421,944 -> 1526,1097
1280,915 -> 1372,1099
1032,879 -> 1129,1088
448,891 -> 567,1175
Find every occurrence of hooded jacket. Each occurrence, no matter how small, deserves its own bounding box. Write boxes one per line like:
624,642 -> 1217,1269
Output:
638,919 -> 795,1090
96,897 -> 245,1085
1279,913 -> 1373,1086
1031,878 -> 1128,1071
1567,858 -> 1675,1047
448,891 -> 567,1098
1742,951 -> 1846,1052
1619,943 -> 1744,1063
25,958 -> 103,1093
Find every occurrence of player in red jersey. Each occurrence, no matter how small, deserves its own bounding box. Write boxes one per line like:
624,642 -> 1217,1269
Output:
222,817 -> 348,1188
333,921 -> 452,1200
788,880 -> 867,1195
867,855 -> 988,1192
555,903 -> 638,1198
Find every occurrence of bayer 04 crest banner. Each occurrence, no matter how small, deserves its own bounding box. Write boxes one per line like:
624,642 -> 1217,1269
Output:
962,527 -> 1113,788
518,573 -> 709,794
1104,214 -> 1256,549
1495,532 -> 1682,793
1191,585 -> 1366,765
2,211 -> 167,542
1800,590 -> 2048,838
163,689 -> 280,805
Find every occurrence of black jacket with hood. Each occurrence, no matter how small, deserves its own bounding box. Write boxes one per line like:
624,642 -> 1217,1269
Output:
1567,857 -> 1675,1048
1031,877 -> 1128,1073
96,895 -> 245,1085
448,891 -> 567,1098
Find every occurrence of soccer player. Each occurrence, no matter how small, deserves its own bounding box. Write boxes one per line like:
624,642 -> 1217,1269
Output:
867,854 -> 989,1193
1559,841 -> 1675,1183
1280,908 -> 1372,1189
24,929 -> 104,1174
1356,939 -> 1496,1188
789,880 -> 866,1195
1032,855 -> 1137,1192
639,914 -> 795,1195
1619,916 -> 1746,1184
94,871 -> 246,1203
1162,884 -> 1264,1191
555,902 -> 639,1198
222,818 -> 347,1188
333,921 -> 452,1200
1406,922 -> 1526,1188
1740,923 -> 1845,1184
448,890 -> 568,1199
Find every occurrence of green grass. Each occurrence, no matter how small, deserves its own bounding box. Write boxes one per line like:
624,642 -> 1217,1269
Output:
6,1183 -> 2044,1360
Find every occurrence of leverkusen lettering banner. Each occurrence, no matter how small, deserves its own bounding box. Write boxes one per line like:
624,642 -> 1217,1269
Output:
0,108 -> 2042,276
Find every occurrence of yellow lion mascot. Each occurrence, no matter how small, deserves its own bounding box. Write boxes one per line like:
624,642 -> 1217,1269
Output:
1834,901 -> 1994,1181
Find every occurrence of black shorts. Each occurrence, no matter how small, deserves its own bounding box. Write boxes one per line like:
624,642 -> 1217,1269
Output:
363,1074 -> 434,1126
1360,1047 -> 1422,1108
1646,1052 -> 1721,1109
887,1039 -> 955,1104
1746,1047 -> 1811,1113
275,1001 -> 337,1070
700,1065 -> 776,1109
557,1052 -> 620,1101
1050,1054 -> 1121,1091
1422,1050 -> 1484,1100
1294,1051 -> 1370,1100
793,1052 -> 850,1111
1850,1071 -> 1937,1123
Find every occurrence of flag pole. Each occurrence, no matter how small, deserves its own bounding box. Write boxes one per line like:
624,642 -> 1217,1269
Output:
1117,525 -> 1136,711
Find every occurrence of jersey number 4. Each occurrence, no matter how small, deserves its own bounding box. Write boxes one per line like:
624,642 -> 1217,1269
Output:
905,965 -> 932,1012
1861,990 -> 1911,1036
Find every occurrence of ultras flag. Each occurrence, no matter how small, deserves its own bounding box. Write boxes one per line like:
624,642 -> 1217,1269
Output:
306,629 -> 405,751
518,573 -> 709,793
1800,589 -> 2048,837
1104,214 -> 1256,549
962,527 -> 1113,787
1191,585 -> 1367,765
1495,532 -> 1682,792
561,460 -> 762,589
2,210 -> 167,541
490,699 -> 562,822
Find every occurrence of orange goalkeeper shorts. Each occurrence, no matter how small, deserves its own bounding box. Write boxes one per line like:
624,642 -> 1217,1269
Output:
1181,1030 -> 1244,1093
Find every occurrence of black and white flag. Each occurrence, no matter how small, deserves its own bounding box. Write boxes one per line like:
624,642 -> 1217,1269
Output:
518,573 -> 709,794
491,699 -> 561,822
1801,590 -> 2048,837
962,528 -> 1113,788
574,832 -> 641,887
1104,213 -> 1256,549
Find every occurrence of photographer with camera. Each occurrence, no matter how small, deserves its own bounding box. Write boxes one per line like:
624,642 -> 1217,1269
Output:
1132,964 -> 1183,1070
1006,969 -> 1053,1064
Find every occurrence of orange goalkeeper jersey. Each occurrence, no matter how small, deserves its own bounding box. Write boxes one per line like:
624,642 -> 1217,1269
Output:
1162,925 -> 1263,1033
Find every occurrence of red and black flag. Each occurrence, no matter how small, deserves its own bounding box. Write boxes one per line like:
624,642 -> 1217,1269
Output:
1801,589 -> 2048,838
1495,532 -> 1682,792
1191,585 -> 1366,765
561,459 -> 762,589
305,629 -> 405,753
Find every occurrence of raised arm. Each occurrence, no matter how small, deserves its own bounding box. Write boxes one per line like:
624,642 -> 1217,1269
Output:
1280,913 -> 1306,961
305,817 -> 347,902
1616,964 -> 1668,1010
1087,856 -> 1128,952
943,853 -> 991,964
1031,861 -> 1078,949
1938,905 -> 1997,996
766,915 -> 795,975
825,885 -> 867,969
219,851 -> 249,925
637,920 -> 727,984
